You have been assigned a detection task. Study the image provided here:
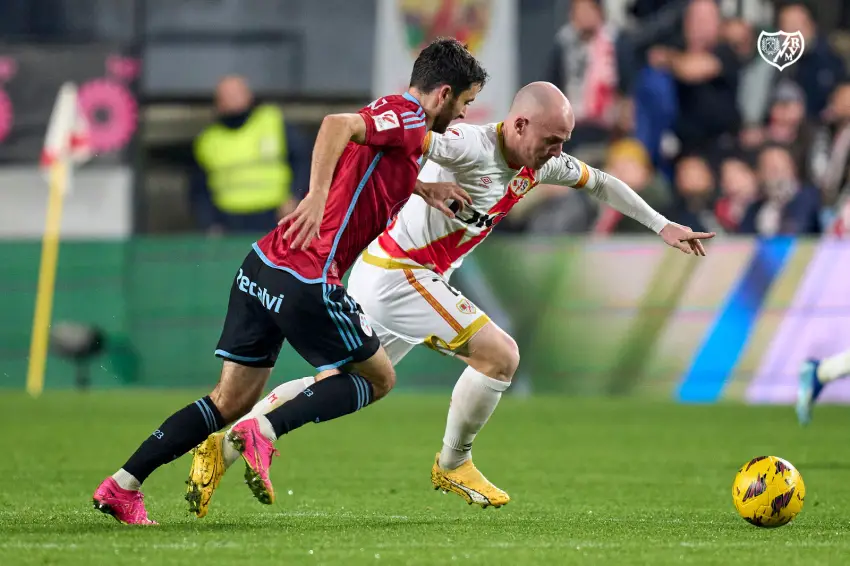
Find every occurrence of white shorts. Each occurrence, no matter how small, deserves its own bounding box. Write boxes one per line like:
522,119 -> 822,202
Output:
347,251 -> 490,365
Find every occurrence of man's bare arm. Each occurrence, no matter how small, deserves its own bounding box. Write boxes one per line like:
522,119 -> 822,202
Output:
307,113 -> 367,199
670,52 -> 721,83
280,113 -> 367,249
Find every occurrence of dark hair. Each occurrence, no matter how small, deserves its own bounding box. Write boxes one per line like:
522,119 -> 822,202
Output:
409,37 -> 488,96
675,152 -> 710,168
759,141 -> 794,156
721,151 -> 758,169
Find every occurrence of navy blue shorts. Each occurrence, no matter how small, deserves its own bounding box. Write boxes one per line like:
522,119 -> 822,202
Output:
215,249 -> 380,371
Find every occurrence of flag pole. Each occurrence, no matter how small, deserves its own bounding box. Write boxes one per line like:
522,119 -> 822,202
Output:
25,83 -> 85,397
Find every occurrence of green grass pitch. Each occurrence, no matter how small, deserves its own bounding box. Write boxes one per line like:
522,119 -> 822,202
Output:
1,391 -> 849,565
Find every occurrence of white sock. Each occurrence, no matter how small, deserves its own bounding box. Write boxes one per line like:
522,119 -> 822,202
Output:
439,367 -> 510,470
255,415 -> 278,442
112,468 -> 141,491
817,350 -> 850,383
222,376 -> 315,467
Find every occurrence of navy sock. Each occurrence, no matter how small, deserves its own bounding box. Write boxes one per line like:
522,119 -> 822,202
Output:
264,373 -> 374,438
122,396 -> 224,484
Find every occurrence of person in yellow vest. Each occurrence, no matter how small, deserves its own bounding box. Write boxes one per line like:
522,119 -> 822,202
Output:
192,75 -> 308,233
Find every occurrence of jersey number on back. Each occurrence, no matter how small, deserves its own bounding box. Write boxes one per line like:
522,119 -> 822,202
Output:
368,98 -> 388,111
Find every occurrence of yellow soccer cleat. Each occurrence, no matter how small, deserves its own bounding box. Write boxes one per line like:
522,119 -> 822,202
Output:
430,453 -> 510,508
185,432 -> 226,518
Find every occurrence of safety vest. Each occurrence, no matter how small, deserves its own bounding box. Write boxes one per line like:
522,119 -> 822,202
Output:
194,104 -> 293,214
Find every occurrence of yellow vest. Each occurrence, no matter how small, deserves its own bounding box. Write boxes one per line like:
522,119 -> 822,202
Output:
194,104 -> 293,214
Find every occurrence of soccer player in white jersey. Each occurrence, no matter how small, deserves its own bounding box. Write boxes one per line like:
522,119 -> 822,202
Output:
797,348 -> 850,425
185,82 -> 714,516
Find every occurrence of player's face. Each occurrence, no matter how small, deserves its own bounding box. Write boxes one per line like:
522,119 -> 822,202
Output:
518,119 -> 572,169
432,83 -> 482,133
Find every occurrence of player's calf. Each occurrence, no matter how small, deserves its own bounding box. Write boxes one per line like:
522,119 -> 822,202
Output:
439,322 -> 516,471
101,362 -> 268,516
187,375 -> 317,517
232,370 -> 380,505
260,370 -> 380,438
209,362 -> 271,423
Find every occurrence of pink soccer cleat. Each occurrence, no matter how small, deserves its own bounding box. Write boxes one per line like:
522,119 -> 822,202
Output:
228,418 -> 279,505
92,477 -> 157,525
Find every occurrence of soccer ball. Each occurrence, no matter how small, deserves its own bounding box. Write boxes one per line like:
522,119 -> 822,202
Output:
732,456 -> 805,528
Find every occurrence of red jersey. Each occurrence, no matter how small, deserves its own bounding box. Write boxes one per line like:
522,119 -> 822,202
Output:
254,93 -> 427,285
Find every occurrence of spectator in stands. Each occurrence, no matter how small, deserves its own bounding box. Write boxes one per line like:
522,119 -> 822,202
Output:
547,0 -> 635,139
819,82 -> 850,210
767,81 -> 817,185
592,138 -> 673,233
508,184 -> 597,234
627,0 -> 690,53
743,80 -> 817,185
646,0 -> 741,156
725,18 -> 775,140
739,144 -> 821,236
715,155 -> 758,233
191,75 -> 309,234
778,2 -> 846,119
670,154 -> 720,233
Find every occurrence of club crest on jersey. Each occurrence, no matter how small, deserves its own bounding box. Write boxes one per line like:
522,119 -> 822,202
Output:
446,126 -> 464,139
456,298 -> 477,315
373,110 -> 399,131
359,313 -> 373,337
509,176 -> 532,197
508,167 -> 537,198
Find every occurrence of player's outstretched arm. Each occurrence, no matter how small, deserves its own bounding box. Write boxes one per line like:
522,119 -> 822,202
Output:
584,168 -> 716,256
542,154 -> 716,256
281,113 -> 367,249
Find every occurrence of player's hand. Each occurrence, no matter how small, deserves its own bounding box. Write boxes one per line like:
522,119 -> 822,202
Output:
280,192 -> 327,250
416,181 -> 472,218
659,222 -> 715,256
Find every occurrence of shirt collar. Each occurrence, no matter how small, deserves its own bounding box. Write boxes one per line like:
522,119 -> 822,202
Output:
403,91 -> 423,108
496,122 -> 521,170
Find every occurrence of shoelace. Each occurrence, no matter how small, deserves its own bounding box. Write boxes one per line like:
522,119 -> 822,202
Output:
130,492 -> 154,522
252,431 -> 280,463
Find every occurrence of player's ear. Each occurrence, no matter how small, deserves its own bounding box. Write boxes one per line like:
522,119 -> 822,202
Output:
437,85 -> 453,105
514,117 -> 528,135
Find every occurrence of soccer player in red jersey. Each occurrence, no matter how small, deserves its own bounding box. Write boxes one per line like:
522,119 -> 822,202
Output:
92,38 -> 488,524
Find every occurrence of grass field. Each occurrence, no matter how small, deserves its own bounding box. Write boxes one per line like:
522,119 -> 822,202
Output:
1,391 -> 849,565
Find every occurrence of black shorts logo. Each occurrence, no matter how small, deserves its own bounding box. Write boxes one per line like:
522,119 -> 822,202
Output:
237,268 -> 284,313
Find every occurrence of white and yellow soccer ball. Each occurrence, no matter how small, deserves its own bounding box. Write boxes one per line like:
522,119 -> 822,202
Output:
732,456 -> 805,528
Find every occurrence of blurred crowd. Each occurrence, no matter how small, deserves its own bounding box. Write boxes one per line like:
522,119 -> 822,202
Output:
189,0 -> 850,239
504,0 -> 850,237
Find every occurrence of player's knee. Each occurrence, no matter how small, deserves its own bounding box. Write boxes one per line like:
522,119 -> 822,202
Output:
209,388 -> 257,423
495,334 -> 520,381
349,347 -> 396,401
480,334 -> 519,382
467,325 -> 520,382
367,366 -> 396,400
210,367 -> 267,423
